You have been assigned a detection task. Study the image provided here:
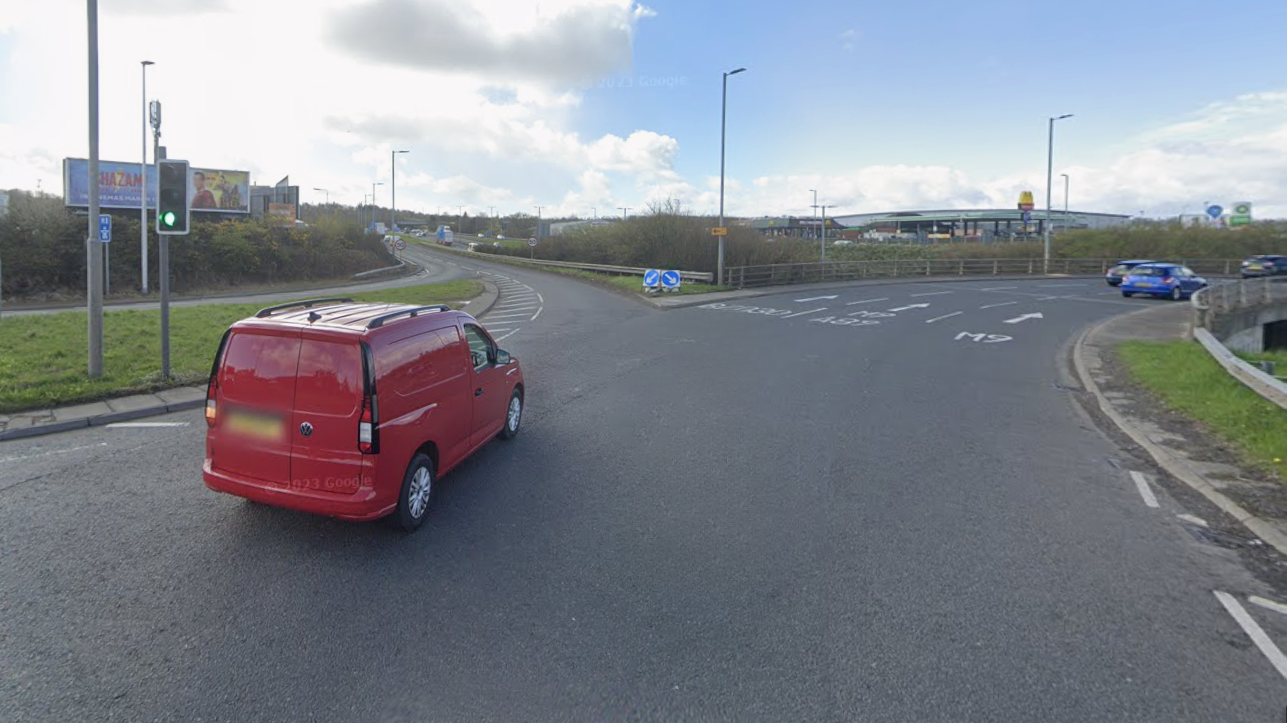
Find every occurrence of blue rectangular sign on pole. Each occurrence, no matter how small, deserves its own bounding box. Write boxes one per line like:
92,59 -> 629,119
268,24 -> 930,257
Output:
99,214 -> 111,243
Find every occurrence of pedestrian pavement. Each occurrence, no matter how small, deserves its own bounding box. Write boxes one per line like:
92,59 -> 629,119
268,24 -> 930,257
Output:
0,282 -> 500,442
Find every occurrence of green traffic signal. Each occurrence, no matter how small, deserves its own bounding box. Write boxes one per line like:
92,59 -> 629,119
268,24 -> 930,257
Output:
162,211 -> 176,227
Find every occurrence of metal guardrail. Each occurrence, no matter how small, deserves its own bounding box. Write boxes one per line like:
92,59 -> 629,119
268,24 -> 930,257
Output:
722,257 -> 1243,288
1193,328 -> 1287,412
1191,276 -> 1287,315
1190,276 -> 1287,411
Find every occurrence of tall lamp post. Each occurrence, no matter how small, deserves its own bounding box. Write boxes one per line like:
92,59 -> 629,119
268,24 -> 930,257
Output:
140,60 -> 153,295
1044,113 -> 1073,273
390,149 -> 408,231
1060,173 -> 1069,228
313,187 -> 329,221
620,206 -> 630,219
718,66 -> 746,286
534,205 -> 543,237
371,182 -> 383,231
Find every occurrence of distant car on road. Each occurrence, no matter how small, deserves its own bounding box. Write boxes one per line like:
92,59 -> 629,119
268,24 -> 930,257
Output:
1240,255 -> 1287,278
1105,259 -> 1156,286
202,300 -> 525,531
1120,263 -> 1207,300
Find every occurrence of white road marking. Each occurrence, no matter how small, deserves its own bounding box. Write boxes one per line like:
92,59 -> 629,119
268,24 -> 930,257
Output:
1003,312 -> 1045,324
531,307 -> 543,321
1250,596 -> 1287,617
1129,471 -> 1159,508
537,293 -> 545,303
494,304 -> 537,311
796,295 -> 839,302
846,297 -> 889,306
925,312 -> 964,323
911,291 -> 954,297
1035,295 -> 1061,301
1214,591 -> 1287,682
784,307 -> 829,319
106,422 -> 190,429
492,329 -> 518,341
888,303 -> 930,312
1177,514 -> 1208,527
0,442 -> 109,464
980,286 -> 1017,291
955,332 -> 1012,344
1036,283 -> 1088,288
484,312 -> 532,319
980,301 -> 1018,309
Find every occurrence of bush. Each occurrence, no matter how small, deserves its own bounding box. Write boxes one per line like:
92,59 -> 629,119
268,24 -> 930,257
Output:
0,190 -> 397,300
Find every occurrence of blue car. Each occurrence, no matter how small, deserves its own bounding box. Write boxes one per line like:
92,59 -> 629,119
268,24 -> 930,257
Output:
1120,263 -> 1207,300
1105,259 -> 1156,286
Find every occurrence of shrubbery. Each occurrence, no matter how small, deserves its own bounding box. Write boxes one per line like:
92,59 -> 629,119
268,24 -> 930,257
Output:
0,190 -> 396,300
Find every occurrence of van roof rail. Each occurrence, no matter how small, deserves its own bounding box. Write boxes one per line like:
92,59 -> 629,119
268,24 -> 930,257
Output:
366,305 -> 452,329
255,297 -> 355,318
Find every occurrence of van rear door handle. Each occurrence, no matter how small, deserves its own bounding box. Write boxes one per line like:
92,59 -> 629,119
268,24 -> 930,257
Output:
475,388 -> 484,397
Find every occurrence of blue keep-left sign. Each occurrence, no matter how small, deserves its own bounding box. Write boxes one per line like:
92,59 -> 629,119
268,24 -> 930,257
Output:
660,270 -> 681,288
643,269 -> 661,288
1206,205 -> 1223,220
98,214 -> 111,243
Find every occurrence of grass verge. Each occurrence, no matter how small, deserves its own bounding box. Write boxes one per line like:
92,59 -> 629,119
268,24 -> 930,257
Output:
1117,340 -> 1287,478
0,279 -> 483,414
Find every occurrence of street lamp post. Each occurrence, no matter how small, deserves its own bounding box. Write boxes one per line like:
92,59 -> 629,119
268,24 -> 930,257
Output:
1060,173 -> 1069,227
390,149 -> 408,231
718,66 -> 746,287
372,182 -> 383,231
140,60 -> 153,295
313,187 -> 329,221
820,205 -> 828,262
87,0 -> 103,378
534,205 -> 543,237
1044,113 -> 1073,273
620,207 -> 630,219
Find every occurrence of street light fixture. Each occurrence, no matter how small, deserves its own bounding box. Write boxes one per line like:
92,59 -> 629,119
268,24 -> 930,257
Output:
390,150 -> 408,231
718,66 -> 747,286
140,60 -> 154,295
1044,113 -> 1073,273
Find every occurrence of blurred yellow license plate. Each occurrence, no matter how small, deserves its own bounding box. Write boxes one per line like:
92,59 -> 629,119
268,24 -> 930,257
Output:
1248,264 -> 1263,270
225,411 -> 283,440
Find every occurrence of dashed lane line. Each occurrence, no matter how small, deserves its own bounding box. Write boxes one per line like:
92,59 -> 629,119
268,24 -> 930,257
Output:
845,298 -> 889,306
1130,471 -> 1160,508
0,442 -> 108,465
1214,591 -> 1287,682
980,301 -> 1018,309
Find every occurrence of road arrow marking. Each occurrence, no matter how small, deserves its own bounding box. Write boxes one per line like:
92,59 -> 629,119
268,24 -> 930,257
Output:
888,303 -> 930,312
846,297 -> 889,305
980,301 -> 1017,309
1003,312 -> 1044,324
925,312 -> 963,323
796,295 -> 839,302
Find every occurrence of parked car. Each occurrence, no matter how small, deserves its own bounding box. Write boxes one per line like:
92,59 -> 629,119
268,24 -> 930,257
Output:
202,299 -> 525,531
1105,259 -> 1156,286
1240,255 -> 1287,278
1120,263 -> 1207,300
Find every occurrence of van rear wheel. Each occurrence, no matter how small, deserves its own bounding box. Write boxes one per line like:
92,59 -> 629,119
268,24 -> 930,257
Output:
499,390 -> 522,440
393,453 -> 435,532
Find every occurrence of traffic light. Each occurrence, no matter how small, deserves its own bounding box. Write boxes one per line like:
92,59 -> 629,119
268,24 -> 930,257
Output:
157,160 -> 190,235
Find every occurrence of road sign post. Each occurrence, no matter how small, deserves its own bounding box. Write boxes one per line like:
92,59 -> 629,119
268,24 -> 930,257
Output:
660,270 -> 681,293
643,269 -> 661,293
528,236 -> 537,259
99,214 -> 111,296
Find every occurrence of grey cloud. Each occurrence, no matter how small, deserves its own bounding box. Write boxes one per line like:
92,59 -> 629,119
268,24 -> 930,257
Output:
325,0 -> 637,83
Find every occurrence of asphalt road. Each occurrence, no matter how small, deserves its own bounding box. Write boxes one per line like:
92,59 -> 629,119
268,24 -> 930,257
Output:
3,266 -> 1287,722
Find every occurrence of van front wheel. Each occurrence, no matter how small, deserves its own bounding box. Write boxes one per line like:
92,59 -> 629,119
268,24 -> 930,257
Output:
499,390 -> 522,440
393,453 -> 435,532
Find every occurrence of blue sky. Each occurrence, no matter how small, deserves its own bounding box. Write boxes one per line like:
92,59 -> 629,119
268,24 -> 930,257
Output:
2,0 -> 1285,218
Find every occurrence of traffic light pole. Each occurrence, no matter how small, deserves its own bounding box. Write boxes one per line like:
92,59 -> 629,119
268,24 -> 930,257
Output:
160,233 -> 169,378
156,158 -> 188,380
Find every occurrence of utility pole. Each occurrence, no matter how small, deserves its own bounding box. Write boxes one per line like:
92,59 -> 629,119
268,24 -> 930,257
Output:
86,0 -> 104,378
140,60 -> 153,295
718,66 -> 747,287
820,205 -> 828,263
391,149 -> 408,230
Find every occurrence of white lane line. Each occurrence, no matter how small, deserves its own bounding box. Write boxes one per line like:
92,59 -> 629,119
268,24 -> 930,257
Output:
483,312 -> 532,319
1214,591 -> 1287,682
0,442 -> 109,464
980,301 -> 1018,309
980,286 -> 1018,291
492,329 -> 519,342
537,293 -> 544,303
1177,513 -> 1209,527
785,307 -> 828,319
925,312 -> 964,324
106,422 -> 190,429
845,297 -> 889,306
530,307 -> 543,321
494,304 -> 537,311
1249,596 -> 1287,617
1035,295 -> 1061,301
1129,471 -> 1160,508
911,291 -> 954,297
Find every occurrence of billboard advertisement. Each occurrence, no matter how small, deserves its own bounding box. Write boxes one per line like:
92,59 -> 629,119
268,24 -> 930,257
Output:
267,203 -> 297,226
63,158 -> 249,213
189,167 -> 248,213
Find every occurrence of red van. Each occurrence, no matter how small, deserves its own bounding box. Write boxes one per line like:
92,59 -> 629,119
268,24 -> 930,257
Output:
202,298 -> 525,531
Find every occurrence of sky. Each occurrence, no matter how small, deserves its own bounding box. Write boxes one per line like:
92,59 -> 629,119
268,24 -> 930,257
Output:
1,0 -> 1285,221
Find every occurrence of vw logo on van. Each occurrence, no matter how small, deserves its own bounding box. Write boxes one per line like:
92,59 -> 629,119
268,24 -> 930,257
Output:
299,422 -> 314,437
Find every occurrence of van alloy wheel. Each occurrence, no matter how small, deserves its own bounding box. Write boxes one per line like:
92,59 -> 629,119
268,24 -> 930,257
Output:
394,453 -> 435,531
500,390 -> 522,440
409,467 -> 432,519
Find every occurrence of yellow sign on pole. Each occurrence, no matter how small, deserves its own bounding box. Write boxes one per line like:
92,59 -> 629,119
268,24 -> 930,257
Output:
711,226 -> 728,236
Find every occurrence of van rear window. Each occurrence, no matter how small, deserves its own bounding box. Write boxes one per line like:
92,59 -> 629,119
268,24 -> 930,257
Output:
295,339 -> 362,416
220,332 -> 302,409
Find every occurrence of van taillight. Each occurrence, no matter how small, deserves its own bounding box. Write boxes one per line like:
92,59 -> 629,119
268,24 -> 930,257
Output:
205,379 -> 218,428
359,395 -> 379,454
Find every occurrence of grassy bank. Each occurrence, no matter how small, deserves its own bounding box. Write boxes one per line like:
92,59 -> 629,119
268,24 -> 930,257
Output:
1118,340 -> 1287,478
0,279 -> 482,413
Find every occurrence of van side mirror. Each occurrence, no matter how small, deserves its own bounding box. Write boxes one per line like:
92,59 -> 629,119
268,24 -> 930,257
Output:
495,349 -> 511,365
